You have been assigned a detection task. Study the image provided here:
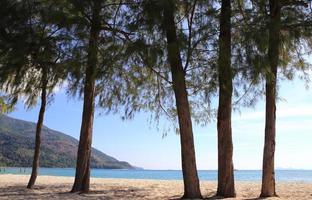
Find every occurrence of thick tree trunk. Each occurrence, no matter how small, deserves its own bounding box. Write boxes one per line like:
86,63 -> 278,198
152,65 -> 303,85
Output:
27,67 -> 47,189
216,0 -> 235,197
163,1 -> 202,199
260,0 -> 281,197
71,0 -> 100,193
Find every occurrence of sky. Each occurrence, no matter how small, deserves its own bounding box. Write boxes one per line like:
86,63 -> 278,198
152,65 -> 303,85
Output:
7,71 -> 312,170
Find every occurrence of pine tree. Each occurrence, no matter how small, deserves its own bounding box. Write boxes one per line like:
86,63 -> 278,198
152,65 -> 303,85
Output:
0,0 -> 67,188
123,0 -> 213,198
216,0 -> 235,197
70,0 -> 101,193
261,0 -> 312,196
162,1 -> 202,198
57,0 -> 134,193
233,0 -> 312,197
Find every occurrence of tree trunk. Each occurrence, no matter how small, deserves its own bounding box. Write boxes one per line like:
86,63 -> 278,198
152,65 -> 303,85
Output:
27,66 -> 47,189
163,1 -> 202,199
71,0 -> 100,193
260,0 -> 281,197
216,0 -> 235,197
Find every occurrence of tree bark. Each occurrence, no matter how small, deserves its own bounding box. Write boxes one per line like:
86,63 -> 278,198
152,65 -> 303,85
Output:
260,0 -> 281,197
27,66 -> 47,189
71,0 -> 100,193
216,0 -> 235,197
163,1 -> 202,199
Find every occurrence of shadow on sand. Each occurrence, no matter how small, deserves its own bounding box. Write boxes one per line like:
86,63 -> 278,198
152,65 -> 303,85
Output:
0,185 -> 281,200
169,191 -> 270,200
0,185 -> 150,200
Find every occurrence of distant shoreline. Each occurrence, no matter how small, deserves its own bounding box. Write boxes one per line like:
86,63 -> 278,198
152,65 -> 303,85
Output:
1,167 -> 312,170
1,168 -> 312,182
0,174 -> 306,183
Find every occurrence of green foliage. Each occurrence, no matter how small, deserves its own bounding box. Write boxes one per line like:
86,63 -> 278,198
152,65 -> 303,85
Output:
0,0 -> 311,135
0,0 -> 68,109
230,0 -> 312,108
48,0 -> 141,118
0,95 -> 16,113
106,0 -> 221,130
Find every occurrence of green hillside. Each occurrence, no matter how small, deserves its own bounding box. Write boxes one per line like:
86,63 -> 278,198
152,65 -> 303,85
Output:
0,114 -> 135,169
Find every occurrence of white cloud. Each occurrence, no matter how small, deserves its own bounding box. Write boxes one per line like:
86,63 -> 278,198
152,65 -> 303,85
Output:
233,105 -> 312,122
277,106 -> 312,118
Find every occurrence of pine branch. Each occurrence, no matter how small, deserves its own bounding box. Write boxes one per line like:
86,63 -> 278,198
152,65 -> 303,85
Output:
184,0 -> 197,72
101,24 -> 133,41
282,0 -> 309,7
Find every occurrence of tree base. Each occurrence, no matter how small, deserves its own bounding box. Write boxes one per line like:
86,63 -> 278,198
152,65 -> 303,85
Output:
71,186 -> 90,194
26,185 -> 34,189
181,193 -> 202,199
259,192 -> 278,198
27,175 -> 37,189
216,192 -> 236,198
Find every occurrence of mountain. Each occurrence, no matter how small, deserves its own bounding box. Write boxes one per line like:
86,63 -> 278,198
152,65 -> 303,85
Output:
0,114 -> 135,169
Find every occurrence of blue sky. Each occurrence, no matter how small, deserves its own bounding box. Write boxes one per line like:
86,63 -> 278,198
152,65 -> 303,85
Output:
8,71 -> 312,170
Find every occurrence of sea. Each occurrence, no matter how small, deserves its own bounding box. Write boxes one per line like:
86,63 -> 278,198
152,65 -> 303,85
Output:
1,168 -> 312,182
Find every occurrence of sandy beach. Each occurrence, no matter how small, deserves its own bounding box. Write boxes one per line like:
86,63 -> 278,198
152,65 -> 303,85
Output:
0,175 -> 311,199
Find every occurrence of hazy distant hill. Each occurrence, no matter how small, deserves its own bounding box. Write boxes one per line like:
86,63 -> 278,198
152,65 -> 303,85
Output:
0,114 -> 135,169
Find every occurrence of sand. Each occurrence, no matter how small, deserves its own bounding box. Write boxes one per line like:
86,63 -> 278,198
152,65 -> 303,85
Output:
0,175 -> 312,199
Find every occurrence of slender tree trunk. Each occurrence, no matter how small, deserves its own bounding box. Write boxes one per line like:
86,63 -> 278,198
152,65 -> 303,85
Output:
216,0 -> 235,197
260,0 -> 281,197
163,1 -> 202,199
27,67 -> 47,189
71,0 -> 100,193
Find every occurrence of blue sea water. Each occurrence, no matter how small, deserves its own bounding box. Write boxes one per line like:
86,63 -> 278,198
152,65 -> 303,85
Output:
1,168 -> 312,182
